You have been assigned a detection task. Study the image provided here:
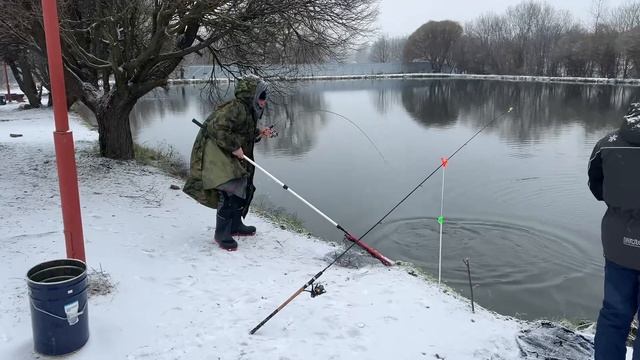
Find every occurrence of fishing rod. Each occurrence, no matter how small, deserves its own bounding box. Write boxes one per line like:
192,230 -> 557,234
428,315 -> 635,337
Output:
241,156 -> 393,266
249,106 -> 515,335
191,119 -> 394,267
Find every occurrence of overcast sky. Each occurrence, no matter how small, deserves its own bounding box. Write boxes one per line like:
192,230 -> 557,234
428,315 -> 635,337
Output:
377,0 -> 629,36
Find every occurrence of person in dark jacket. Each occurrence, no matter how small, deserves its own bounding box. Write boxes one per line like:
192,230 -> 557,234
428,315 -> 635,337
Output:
588,102 -> 640,360
184,75 -> 273,251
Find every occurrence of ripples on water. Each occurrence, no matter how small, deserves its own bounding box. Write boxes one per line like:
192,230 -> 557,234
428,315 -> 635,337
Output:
374,217 -> 602,319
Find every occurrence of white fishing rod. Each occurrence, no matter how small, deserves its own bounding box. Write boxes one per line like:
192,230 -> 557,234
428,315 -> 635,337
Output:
241,156 -> 393,266
191,118 -> 394,267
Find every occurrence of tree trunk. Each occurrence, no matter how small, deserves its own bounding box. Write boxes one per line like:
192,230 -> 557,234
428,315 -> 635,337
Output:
96,91 -> 138,160
9,60 -> 41,108
102,71 -> 110,92
432,59 -> 443,73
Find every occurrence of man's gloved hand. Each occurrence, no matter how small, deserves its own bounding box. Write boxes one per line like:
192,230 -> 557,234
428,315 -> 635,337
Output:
259,126 -> 276,138
232,147 -> 245,159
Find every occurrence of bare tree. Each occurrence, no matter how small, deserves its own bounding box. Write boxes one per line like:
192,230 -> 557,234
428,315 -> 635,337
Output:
464,14 -> 513,74
401,0 -> 636,78
388,36 -> 408,63
588,0 -> 623,78
0,0 -> 377,159
404,20 -> 463,73
454,3 -> 603,77
505,1 -> 573,75
591,0 -> 610,31
621,26 -> 640,77
609,1 -> 640,32
353,44 -> 371,64
0,27 -> 43,107
610,1 -> 640,77
591,24 -> 620,77
7,51 -> 43,107
370,35 -> 406,63
552,26 -> 593,77
450,34 -> 485,74
370,35 -> 392,63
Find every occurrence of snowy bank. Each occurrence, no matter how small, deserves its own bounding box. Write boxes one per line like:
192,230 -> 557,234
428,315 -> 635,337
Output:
0,104 -> 632,359
168,73 -> 640,86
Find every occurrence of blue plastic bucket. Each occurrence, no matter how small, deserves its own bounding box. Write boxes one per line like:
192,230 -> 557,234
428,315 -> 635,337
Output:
27,259 -> 90,355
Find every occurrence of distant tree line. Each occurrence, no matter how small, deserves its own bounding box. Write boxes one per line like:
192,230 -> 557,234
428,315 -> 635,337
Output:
364,0 -> 640,78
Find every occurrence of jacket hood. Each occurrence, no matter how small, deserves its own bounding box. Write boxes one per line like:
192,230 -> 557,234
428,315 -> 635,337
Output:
235,75 -> 268,119
620,102 -> 640,145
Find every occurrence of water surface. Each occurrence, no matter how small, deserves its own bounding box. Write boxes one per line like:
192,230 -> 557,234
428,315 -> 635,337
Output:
131,79 -> 640,321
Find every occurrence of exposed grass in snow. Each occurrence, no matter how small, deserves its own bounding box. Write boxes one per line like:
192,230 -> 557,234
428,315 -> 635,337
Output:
88,266 -> 117,297
133,143 -> 189,179
251,202 -> 311,237
70,106 -> 189,180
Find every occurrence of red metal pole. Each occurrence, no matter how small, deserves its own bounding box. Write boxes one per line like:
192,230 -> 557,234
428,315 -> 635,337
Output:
42,0 -> 86,262
3,62 -> 11,102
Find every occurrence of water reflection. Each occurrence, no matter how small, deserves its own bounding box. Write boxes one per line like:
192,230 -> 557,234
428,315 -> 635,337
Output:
160,79 -> 640,140
131,83 -> 330,158
401,81 -> 460,128
258,91 -> 328,157
132,86 -> 222,131
370,86 -> 402,115
130,85 -> 234,159
393,80 -> 640,141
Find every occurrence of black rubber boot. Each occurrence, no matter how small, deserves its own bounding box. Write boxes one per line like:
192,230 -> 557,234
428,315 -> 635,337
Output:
232,214 -> 256,236
215,194 -> 238,251
214,214 -> 237,251
230,196 -> 256,236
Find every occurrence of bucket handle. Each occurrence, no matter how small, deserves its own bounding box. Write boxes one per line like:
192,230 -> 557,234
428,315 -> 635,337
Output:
30,299 -> 87,326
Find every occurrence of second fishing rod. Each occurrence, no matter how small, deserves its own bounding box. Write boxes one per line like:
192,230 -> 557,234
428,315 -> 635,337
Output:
249,106 -> 515,335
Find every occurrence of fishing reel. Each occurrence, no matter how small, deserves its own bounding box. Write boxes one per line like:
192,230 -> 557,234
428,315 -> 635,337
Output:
305,283 -> 326,298
268,125 -> 279,138
263,124 -> 279,138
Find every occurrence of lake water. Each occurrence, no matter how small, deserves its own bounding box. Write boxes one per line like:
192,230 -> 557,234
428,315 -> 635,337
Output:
131,79 -> 640,322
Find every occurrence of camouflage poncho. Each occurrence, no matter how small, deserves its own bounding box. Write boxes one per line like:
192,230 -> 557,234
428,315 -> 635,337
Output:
183,77 -> 267,209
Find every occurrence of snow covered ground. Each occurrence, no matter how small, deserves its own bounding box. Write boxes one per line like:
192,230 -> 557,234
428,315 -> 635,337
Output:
0,103 -> 633,359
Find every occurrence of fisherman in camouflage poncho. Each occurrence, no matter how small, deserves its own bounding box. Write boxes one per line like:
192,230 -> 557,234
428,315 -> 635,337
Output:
184,75 -> 273,251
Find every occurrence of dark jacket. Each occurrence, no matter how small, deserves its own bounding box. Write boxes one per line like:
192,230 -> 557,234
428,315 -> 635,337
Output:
588,103 -> 640,271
